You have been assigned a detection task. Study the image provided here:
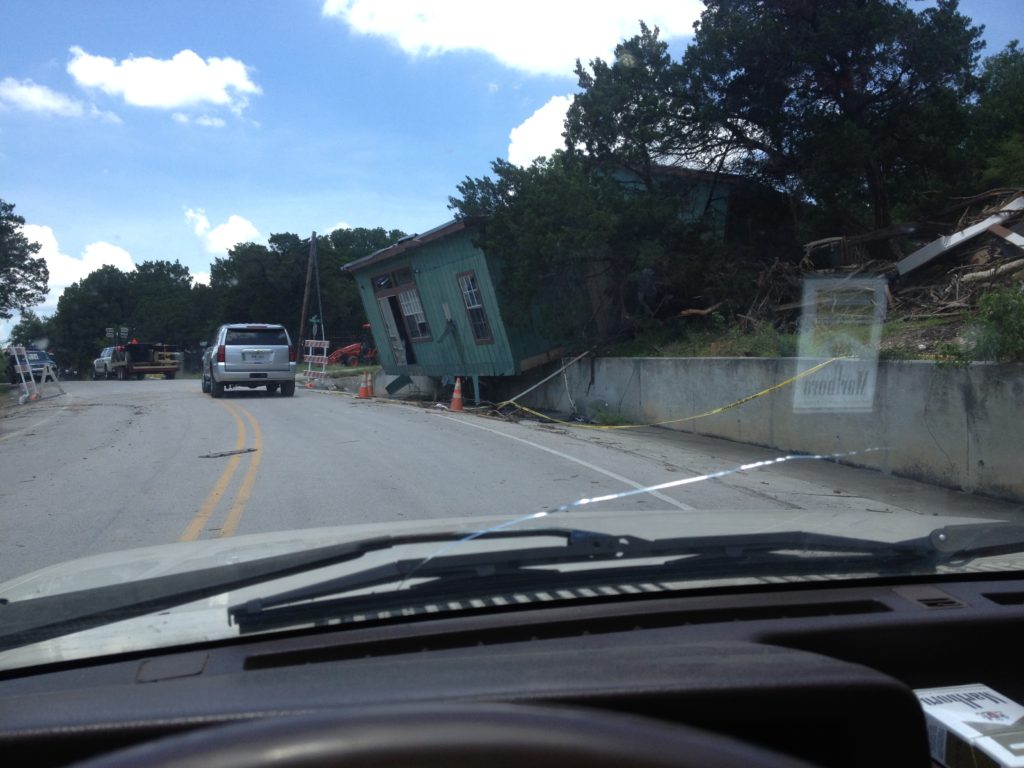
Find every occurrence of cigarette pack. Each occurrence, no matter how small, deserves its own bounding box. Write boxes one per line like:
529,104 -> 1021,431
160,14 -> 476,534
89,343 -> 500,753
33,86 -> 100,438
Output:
915,684 -> 1024,768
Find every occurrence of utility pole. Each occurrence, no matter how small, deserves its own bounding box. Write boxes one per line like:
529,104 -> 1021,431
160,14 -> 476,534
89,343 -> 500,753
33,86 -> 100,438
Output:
298,232 -> 316,360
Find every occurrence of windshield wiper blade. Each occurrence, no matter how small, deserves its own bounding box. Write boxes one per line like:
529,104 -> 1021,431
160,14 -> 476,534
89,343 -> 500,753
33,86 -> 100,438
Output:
6,522 -> 1022,653
0,529 -> 561,654
231,525 -> 1011,635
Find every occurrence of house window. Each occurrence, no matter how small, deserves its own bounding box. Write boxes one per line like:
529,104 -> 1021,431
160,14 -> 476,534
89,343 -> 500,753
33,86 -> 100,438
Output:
458,271 -> 492,343
398,288 -> 430,339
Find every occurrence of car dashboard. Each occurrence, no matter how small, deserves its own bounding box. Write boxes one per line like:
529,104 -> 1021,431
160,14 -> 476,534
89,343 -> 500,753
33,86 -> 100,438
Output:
1,572 -> 1022,767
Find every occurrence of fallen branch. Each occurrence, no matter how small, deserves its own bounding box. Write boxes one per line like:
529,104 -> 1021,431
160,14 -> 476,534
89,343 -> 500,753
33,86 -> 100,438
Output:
960,258 -> 1024,284
678,302 -> 723,317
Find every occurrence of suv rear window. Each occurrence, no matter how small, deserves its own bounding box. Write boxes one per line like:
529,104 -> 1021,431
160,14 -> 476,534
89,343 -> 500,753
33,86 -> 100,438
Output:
224,329 -> 289,345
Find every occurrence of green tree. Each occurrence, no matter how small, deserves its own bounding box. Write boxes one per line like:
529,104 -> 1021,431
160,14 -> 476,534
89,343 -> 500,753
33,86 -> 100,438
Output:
8,309 -> 54,347
0,198 -> 49,319
450,154 -> 623,339
317,227 -> 406,341
210,228 -> 405,345
127,260 -> 195,342
972,41 -> 1024,187
449,152 -> 730,340
567,23 -> 690,189
50,266 -> 133,370
567,2 -> 984,232
210,235 -> 309,342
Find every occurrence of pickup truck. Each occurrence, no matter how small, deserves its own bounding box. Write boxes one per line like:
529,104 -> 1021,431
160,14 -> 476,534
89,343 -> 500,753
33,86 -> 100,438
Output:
110,342 -> 181,380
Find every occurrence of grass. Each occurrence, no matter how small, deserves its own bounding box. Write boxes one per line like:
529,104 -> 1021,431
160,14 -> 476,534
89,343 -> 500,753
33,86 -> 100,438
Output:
603,314 -> 980,363
603,318 -> 797,359
880,316 -> 958,339
319,364 -> 379,378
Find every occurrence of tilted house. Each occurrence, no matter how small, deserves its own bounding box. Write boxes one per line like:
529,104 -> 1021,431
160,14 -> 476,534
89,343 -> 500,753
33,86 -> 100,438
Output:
342,219 -> 564,399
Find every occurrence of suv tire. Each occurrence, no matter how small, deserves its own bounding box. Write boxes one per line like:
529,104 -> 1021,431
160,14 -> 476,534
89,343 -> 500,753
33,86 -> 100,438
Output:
211,378 -> 225,398
280,380 -> 295,397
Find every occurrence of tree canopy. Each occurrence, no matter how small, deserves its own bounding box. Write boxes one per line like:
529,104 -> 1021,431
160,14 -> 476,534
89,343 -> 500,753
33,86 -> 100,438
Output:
972,40 -> 1024,187
566,0 -> 985,232
448,1 -> 1010,344
211,227 -> 405,345
449,152 -> 769,340
31,227 -> 405,371
0,198 -> 49,320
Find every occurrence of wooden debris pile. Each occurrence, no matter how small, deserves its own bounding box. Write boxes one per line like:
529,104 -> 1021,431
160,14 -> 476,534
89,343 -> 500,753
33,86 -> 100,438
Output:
750,189 -> 1024,325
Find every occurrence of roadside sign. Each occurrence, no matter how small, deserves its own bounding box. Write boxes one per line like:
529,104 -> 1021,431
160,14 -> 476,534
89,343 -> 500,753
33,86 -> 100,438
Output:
793,276 -> 886,413
119,327 -> 129,339
106,327 -> 114,338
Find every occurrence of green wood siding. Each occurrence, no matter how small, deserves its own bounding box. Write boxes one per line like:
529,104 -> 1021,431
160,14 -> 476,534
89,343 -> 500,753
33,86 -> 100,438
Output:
352,229 -> 556,377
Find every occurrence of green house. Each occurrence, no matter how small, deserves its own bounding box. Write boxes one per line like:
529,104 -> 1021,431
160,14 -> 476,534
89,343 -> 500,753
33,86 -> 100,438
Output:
342,219 -> 564,396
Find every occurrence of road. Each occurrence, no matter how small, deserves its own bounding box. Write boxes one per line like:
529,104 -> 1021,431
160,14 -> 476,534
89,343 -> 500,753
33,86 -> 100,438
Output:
1,378 -> 1018,582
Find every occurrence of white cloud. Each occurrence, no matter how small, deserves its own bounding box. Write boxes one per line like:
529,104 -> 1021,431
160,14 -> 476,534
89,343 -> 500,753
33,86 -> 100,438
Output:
0,77 -> 84,116
185,208 -> 262,254
322,0 -> 701,77
0,78 -> 125,123
20,224 -> 136,314
192,271 -> 211,286
173,112 -> 227,127
89,104 -> 122,123
327,221 -> 351,232
185,208 -> 211,236
508,95 -> 573,166
67,47 -> 261,116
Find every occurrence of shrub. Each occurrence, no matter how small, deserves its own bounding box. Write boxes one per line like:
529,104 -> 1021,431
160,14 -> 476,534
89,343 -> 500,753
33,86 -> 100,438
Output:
973,287 -> 1024,362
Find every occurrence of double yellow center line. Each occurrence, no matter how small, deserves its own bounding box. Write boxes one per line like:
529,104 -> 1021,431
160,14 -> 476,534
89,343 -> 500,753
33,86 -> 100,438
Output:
179,400 -> 263,541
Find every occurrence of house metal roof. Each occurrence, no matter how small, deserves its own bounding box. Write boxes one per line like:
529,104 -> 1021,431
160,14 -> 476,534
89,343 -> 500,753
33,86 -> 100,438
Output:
341,218 -> 469,273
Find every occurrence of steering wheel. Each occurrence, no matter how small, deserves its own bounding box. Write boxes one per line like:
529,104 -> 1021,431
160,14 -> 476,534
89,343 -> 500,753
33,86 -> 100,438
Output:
73,701 -> 814,768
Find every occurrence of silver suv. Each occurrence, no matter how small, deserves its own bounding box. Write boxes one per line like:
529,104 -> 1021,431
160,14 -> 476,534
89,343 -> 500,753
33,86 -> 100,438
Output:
202,323 -> 297,397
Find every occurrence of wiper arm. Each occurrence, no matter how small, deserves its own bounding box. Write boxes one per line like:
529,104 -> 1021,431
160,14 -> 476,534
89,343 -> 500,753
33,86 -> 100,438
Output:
231,524 -> 1024,635
0,529 -> 560,654
930,522 -> 1024,560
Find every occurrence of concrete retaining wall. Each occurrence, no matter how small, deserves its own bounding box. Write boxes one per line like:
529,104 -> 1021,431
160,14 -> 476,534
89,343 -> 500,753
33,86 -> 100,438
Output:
520,358 -> 1024,503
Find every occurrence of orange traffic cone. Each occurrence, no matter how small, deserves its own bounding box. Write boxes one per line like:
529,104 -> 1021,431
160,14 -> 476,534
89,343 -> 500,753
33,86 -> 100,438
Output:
357,370 -> 371,399
450,377 -> 464,411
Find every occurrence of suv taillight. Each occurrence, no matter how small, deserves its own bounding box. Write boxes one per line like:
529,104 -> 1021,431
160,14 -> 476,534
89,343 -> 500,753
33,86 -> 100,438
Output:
288,345 -> 297,362
216,344 -> 225,363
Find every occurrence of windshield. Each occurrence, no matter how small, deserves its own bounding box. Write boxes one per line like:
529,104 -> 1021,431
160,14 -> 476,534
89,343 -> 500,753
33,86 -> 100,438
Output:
1,0 -> 1022,671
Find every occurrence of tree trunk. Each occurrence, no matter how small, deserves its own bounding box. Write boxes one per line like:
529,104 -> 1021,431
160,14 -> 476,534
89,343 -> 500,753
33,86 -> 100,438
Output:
865,158 -> 891,230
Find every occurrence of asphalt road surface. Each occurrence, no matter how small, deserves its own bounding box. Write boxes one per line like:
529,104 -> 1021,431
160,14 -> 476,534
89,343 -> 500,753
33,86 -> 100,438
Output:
1,378 -> 1017,582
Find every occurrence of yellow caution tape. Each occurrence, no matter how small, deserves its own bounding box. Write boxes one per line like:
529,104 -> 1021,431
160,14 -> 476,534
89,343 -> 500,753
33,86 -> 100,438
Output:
496,357 -> 842,430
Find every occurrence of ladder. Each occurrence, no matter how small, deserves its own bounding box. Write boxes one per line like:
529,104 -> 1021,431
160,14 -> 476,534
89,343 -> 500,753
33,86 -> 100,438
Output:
9,346 -> 65,403
303,339 -> 330,385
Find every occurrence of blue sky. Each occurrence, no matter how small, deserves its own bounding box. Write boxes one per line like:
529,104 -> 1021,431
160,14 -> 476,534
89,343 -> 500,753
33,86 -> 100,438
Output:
0,0 -> 1019,336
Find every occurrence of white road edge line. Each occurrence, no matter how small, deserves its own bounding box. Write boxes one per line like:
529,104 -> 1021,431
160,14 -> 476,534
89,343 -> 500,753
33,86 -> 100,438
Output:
441,414 -> 697,511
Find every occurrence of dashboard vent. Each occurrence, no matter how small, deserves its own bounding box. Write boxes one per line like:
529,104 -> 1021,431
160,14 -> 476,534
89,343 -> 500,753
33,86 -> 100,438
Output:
984,592 -> 1024,605
244,599 -> 890,670
892,585 -> 966,610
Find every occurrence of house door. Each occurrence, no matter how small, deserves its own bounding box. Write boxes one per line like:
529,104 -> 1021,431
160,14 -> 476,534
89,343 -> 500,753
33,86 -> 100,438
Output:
376,296 -> 408,365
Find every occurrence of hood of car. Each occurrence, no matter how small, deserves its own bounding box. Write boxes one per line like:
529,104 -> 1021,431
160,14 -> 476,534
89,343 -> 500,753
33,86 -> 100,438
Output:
0,506 -> 1006,673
